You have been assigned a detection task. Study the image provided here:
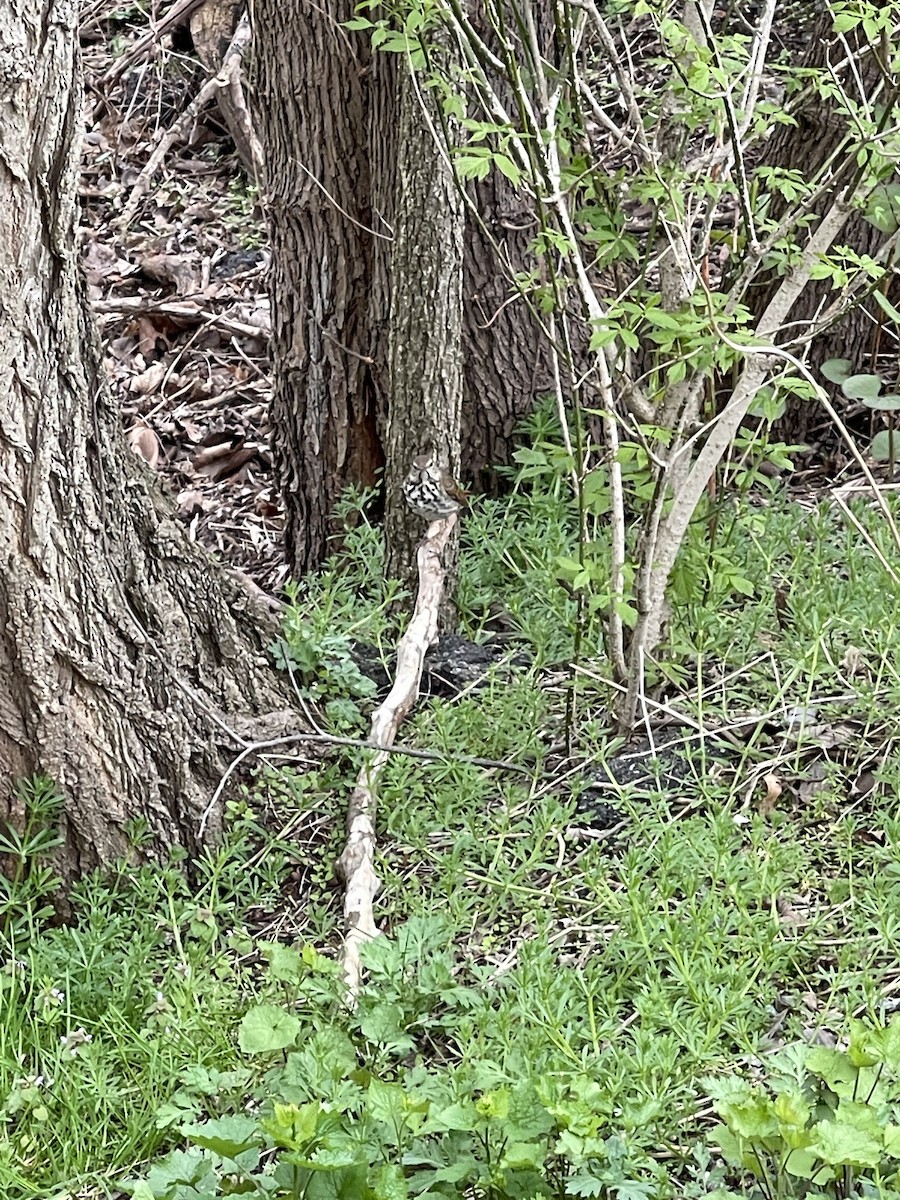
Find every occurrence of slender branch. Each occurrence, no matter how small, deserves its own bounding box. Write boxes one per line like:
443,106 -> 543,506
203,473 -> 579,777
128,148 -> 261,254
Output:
197,715 -> 533,837
337,514 -> 465,1001
693,0 -> 756,248
738,0 -> 777,136
619,192 -> 856,726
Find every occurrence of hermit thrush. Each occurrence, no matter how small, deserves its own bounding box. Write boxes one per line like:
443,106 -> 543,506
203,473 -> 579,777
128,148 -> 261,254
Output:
402,450 -> 468,521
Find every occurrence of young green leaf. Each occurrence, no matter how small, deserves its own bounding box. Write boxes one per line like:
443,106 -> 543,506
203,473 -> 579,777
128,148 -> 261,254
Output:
820,358 -> 853,385
180,1114 -> 260,1159
841,373 -> 882,401
870,430 -> 898,461
238,1004 -> 302,1053
873,287 -> 900,326
807,1117 -> 881,1169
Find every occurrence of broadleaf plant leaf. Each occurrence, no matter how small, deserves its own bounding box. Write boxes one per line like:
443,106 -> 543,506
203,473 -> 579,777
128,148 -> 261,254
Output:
865,183 -> 900,234
841,374 -> 882,401
864,395 -> 900,411
870,431 -> 898,462
238,1004 -> 301,1053
873,288 -> 900,327
821,358 -> 853,385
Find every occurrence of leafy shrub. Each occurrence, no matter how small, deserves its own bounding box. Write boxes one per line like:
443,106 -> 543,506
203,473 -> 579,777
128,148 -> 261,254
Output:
707,1017 -> 900,1200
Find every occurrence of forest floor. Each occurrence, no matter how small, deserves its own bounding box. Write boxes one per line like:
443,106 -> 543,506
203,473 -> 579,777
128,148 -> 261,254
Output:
79,0 -> 285,595
4,5 -> 900,1200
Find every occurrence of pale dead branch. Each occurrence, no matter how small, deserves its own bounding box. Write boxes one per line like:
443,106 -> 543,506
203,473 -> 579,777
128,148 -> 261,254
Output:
100,0 -> 206,83
92,296 -> 270,340
336,515 -> 458,1003
117,12 -> 260,229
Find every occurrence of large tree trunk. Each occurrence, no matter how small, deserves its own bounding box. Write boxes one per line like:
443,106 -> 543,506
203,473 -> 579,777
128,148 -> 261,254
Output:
462,172 -> 555,492
258,2 -> 554,575
0,0 -> 294,888
368,49 -> 398,443
254,0 -> 384,575
459,1 -> 558,491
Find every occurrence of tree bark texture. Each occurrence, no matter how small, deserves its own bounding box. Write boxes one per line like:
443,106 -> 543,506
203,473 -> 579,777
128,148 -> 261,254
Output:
383,63 -> 464,599
750,16 -> 894,442
257,2 -> 557,574
367,48 -> 398,431
460,0 -> 558,491
368,55 -> 552,495
255,0 -> 384,575
462,172 -> 555,492
0,1 -> 294,887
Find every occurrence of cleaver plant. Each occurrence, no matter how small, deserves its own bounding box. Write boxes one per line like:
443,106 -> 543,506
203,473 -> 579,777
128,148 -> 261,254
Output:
354,0 -> 900,727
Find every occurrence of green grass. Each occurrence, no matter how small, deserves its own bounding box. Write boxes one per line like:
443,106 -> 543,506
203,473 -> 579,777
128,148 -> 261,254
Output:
0,806 -> 301,1199
8,482 -> 900,1197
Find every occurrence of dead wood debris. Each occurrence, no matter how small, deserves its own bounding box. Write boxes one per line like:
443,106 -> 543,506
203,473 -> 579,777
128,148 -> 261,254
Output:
118,11 -> 261,228
336,517 -> 458,1003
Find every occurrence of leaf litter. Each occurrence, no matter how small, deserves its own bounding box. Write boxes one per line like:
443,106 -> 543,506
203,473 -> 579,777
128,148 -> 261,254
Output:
79,1 -> 287,597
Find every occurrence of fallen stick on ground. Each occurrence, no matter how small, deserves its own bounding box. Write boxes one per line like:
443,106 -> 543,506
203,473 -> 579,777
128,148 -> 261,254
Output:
99,0 -> 206,83
92,297 -> 269,340
336,514 -> 457,1003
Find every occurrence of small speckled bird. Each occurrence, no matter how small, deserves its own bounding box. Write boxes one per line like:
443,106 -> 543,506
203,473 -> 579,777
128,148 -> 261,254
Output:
402,450 -> 468,521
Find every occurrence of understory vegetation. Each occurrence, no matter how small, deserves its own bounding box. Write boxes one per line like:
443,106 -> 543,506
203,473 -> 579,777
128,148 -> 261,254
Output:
6,464 -> 900,1200
12,0 -> 900,1195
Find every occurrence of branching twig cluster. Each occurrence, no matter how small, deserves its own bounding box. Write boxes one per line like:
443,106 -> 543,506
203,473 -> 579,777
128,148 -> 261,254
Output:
117,11 -> 261,229
420,0 -> 900,726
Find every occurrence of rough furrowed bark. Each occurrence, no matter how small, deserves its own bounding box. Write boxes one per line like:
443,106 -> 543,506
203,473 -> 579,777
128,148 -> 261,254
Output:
368,48 -> 398,433
254,0 -> 383,574
0,0 -> 295,886
383,62 -> 464,599
462,172 -> 555,492
459,1 -> 559,491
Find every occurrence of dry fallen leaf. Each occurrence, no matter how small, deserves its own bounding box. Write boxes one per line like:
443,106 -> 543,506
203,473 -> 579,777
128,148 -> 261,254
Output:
138,252 -> 200,295
775,893 -> 809,928
128,361 -> 168,396
81,239 -> 135,287
135,314 -> 167,358
850,768 -> 877,799
127,423 -> 161,468
797,760 -> 830,804
177,488 -> 206,518
758,772 -> 782,818
841,645 -> 867,677
192,437 -> 242,470
196,445 -> 258,482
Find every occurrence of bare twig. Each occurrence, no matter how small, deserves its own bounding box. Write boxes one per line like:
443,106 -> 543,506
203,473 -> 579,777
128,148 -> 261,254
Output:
196,689 -> 531,839
100,0 -> 206,83
92,296 -> 269,340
